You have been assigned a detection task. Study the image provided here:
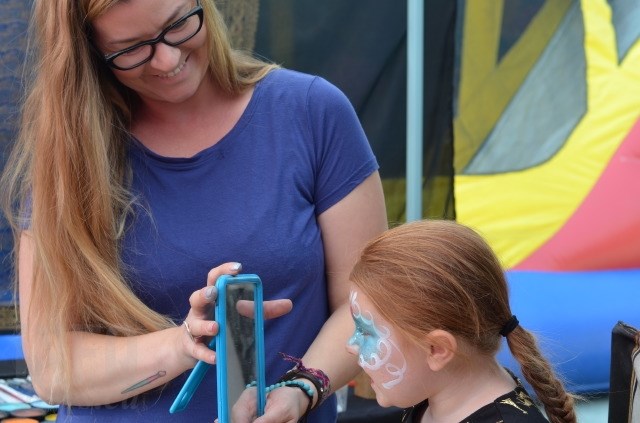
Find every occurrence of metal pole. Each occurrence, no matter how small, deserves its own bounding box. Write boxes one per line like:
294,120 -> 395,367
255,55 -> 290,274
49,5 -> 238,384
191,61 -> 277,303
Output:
406,0 -> 424,222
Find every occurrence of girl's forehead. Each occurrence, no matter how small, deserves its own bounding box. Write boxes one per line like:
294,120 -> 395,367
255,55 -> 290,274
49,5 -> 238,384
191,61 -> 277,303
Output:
350,287 -> 409,342
350,288 -> 385,321
349,286 -> 366,308
350,286 -> 379,309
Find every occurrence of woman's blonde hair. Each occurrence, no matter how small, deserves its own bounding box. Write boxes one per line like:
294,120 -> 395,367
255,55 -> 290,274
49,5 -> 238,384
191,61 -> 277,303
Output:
0,0 -> 277,397
349,220 -> 577,423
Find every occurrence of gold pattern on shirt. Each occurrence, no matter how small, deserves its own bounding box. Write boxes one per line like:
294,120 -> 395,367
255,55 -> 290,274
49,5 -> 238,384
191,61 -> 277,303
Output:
500,398 -> 528,414
516,390 -> 535,407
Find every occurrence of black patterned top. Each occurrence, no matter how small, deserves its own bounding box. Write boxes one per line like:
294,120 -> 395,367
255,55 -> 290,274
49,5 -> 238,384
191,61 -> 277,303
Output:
401,375 -> 548,422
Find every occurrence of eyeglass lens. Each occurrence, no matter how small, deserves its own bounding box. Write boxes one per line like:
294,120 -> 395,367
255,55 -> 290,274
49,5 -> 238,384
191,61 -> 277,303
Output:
111,11 -> 201,70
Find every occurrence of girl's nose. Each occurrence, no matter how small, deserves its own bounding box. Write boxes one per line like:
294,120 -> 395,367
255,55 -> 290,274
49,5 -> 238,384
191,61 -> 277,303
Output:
345,337 -> 359,356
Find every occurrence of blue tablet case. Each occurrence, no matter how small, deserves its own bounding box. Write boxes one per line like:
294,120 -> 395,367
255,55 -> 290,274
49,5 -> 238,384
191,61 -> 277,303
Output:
170,274 -> 266,421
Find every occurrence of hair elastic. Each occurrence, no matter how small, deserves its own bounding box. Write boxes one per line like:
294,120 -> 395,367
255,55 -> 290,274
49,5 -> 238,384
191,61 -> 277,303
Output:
499,315 -> 519,337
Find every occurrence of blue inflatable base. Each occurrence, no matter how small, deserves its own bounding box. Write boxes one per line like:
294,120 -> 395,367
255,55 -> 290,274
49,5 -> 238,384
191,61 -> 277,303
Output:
497,269 -> 640,394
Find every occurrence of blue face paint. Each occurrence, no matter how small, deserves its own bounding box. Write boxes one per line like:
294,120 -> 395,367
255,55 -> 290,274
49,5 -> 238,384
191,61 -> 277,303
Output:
348,290 -> 407,389
348,311 -> 383,365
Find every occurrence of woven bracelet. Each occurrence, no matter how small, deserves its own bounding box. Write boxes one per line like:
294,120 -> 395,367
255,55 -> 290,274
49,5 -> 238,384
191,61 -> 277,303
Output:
277,353 -> 331,417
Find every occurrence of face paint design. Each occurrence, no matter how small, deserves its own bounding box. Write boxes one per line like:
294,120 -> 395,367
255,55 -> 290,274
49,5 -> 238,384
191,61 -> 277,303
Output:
348,290 -> 407,389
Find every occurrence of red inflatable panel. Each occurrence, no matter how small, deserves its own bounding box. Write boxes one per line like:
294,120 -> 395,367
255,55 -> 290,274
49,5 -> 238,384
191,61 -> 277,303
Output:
517,117 -> 640,271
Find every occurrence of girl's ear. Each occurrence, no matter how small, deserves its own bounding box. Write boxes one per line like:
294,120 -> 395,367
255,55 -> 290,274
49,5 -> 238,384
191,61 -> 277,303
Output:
425,329 -> 457,371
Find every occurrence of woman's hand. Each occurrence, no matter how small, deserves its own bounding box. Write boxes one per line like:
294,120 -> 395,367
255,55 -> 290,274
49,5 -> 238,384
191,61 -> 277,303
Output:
258,386 -> 312,423
227,384 -> 311,423
227,386 -> 258,423
177,262 -> 241,367
178,262 -> 294,368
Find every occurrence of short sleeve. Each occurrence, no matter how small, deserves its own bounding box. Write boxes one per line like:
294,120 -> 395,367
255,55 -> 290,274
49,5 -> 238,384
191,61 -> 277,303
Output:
305,77 -> 379,215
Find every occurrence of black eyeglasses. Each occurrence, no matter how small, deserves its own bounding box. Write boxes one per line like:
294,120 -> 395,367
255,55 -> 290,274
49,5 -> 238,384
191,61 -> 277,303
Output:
104,1 -> 203,71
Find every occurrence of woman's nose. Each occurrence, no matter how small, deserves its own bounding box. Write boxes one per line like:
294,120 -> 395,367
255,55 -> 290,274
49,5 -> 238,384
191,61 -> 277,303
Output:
148,43 -> 182,73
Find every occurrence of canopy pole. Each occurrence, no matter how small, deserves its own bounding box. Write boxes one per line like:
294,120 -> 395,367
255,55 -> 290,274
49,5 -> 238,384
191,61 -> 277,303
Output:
406,0 -> 424,222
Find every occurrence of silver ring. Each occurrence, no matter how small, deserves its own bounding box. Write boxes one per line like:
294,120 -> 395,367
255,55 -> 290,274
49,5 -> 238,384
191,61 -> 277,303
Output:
183,321 -> 196,343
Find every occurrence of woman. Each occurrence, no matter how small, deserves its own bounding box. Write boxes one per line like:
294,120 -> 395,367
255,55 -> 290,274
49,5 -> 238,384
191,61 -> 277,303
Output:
1,0 -> 387,421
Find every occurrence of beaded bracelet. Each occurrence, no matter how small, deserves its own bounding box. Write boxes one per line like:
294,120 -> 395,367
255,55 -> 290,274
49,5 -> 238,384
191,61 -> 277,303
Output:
277,353 -> 331,418
246,380 -> 314,418
246,380 -> 314,398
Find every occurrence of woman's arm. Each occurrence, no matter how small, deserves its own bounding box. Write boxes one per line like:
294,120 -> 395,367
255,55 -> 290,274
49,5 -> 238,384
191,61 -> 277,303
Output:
303,170 -> 387,389
251,171 -> 387,422
18,232 -> 290,406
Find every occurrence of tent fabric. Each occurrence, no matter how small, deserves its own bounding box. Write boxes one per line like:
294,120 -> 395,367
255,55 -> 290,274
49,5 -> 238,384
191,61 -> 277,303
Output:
254,0 -> 456,221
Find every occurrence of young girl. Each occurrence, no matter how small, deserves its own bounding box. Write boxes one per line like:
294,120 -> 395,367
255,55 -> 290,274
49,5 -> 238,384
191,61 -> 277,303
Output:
346,220 -> 577,423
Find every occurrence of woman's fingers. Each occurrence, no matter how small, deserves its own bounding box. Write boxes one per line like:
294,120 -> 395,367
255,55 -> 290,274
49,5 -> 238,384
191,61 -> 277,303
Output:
180,262 -> 245,365
183,262 -> 291,367
264,299 -> 293,319
206,262 -> 242,286
230,387 -> 258,422
188,285 -> 217,310
186,336 -> 217,364
186,286 -> 216,326
253,387 -> 303,423
200,262 -> 292,320
177,320 -> 218,366
183,319 -> 219,341
236,299 -> 293,319
190,262 -> 241,311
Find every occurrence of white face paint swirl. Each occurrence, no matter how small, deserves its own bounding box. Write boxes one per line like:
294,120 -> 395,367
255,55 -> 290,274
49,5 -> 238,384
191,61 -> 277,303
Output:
348,290 -> 407,389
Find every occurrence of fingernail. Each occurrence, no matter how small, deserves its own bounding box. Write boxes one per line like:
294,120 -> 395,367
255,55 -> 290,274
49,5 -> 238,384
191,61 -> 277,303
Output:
205,286 -> 216,300
231,262 -> 242,271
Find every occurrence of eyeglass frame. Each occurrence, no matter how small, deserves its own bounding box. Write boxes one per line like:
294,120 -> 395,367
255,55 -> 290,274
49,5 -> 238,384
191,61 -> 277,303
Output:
102,1 -> 204,71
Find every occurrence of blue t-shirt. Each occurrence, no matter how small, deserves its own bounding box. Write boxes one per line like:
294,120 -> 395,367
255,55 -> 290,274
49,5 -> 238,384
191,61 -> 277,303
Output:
58,69 -> 378,422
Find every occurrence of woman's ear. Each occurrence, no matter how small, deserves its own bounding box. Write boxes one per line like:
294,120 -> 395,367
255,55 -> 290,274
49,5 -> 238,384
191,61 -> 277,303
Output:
425,329 -> 457,371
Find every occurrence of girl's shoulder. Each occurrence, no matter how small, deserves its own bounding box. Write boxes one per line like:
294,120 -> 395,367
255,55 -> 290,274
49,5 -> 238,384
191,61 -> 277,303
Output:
462,385 -> 549,423
401,385 -> 548,423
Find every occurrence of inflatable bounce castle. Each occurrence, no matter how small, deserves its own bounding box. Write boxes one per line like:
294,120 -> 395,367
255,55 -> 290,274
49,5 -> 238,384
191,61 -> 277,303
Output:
454,0 -> 640,393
